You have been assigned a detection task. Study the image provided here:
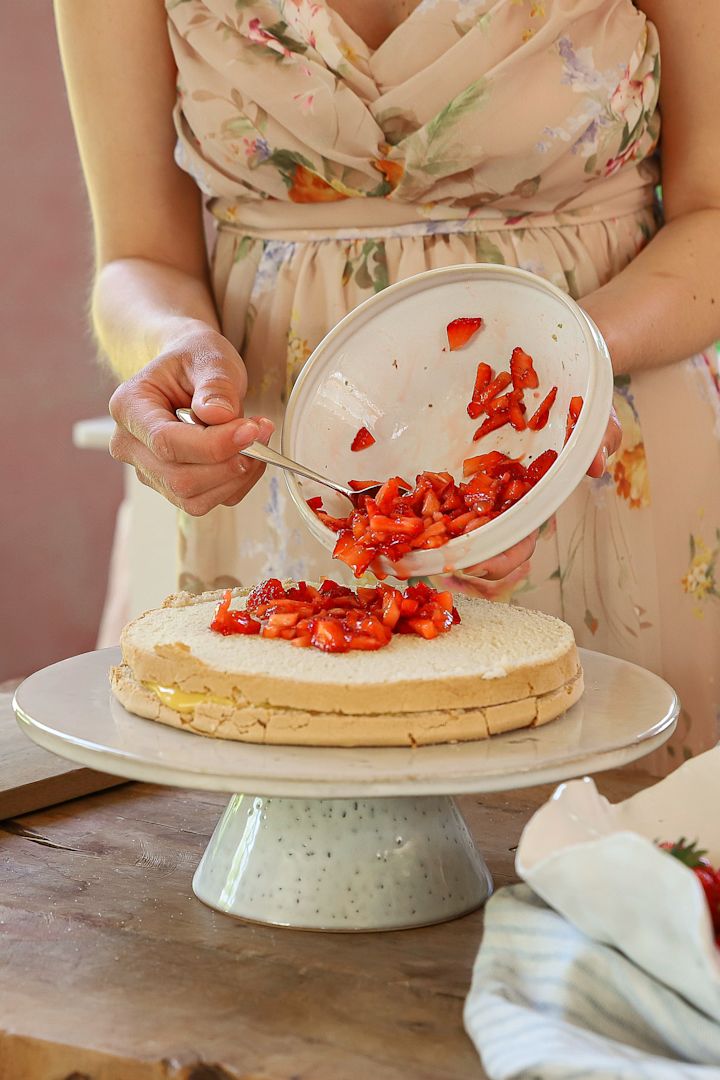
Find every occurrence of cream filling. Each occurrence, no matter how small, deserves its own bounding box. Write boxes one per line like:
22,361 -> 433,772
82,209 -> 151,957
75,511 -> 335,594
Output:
143,681 -> 236,713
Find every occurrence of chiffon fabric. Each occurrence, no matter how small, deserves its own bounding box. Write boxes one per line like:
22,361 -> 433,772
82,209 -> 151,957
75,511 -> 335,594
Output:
165,0 -> 720,771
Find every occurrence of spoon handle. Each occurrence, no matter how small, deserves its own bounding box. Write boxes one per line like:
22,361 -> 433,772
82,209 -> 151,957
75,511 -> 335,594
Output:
240,441 -> 349,493
175,408 -> 353,498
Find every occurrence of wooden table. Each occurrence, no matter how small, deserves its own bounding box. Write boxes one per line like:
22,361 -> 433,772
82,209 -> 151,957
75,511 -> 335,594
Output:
0,767 -> 654,1079
0,679 -> 124,819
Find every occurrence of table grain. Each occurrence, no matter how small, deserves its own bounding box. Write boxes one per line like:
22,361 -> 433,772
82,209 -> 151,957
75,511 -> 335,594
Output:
0,678 -> 124,820
0,769 -> 653,1080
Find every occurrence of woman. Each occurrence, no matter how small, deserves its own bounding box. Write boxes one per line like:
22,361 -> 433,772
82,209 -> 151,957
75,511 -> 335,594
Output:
55,0 -> 719,770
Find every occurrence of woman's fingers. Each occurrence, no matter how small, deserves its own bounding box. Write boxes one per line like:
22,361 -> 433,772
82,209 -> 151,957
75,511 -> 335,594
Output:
110,426 -> 267,514
110,380 -> 272,466
464,529 -> 539,581
458,560 -> 533,601
133,456 -> 266,516
586,406 -> 622,479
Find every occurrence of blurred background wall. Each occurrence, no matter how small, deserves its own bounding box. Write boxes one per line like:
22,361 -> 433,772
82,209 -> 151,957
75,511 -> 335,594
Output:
0,2 -> 123,680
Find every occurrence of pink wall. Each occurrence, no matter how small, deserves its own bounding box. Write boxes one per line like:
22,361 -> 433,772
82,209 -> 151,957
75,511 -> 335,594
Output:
0,3 -> 123,679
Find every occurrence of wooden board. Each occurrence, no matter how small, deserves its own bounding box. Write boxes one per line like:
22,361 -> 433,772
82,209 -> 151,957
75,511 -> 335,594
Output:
0,768 -> 653,1079
0,679 -> 125,820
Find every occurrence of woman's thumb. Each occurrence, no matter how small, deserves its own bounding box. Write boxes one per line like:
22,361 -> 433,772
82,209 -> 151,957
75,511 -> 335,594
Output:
190,364 -> 244,425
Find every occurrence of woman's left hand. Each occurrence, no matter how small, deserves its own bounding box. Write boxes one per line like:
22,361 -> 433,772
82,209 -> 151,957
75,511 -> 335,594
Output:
464,530 -> 539,583
586,406 -> 622,479
464,406 -> 622,583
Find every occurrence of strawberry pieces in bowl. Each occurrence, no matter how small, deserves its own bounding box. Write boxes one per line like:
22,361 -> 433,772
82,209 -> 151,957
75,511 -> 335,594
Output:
310,449 -> 559,578
307,326 -> 588,578
308,327 -> 570,578
210,578 -> 459,653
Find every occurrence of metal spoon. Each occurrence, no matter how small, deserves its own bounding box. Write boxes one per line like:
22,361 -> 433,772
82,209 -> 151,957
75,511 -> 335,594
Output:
175,407 -> 386,502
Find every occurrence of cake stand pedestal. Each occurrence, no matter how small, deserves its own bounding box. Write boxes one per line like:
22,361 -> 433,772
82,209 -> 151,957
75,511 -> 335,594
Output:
14,648 -> 677,932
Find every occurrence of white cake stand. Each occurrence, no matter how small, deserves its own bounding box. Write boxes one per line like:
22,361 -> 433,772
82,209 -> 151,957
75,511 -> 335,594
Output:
14,647 -> 678,932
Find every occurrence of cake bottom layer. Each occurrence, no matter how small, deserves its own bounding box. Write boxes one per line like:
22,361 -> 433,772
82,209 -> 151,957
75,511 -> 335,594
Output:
111,662 -> 584,747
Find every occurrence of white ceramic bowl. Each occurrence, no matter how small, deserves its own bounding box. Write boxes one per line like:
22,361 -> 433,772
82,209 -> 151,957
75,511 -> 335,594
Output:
282,264 -> 613,577
516,747 -> 720,1023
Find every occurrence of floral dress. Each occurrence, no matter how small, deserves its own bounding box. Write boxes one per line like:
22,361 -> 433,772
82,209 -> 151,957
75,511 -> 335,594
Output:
165,0 -> 720,772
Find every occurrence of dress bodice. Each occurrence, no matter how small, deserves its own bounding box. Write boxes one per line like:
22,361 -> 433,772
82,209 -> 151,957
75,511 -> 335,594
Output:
166,0 -> 660,222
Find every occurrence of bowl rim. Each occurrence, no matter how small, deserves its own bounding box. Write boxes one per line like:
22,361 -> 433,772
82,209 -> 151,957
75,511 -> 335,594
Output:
281,263 -> 614,576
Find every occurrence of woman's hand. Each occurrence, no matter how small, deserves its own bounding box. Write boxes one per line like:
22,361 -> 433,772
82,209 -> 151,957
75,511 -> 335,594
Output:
108,322 -> 274,516
464,530 -> 539,584
586,406 -> 622,479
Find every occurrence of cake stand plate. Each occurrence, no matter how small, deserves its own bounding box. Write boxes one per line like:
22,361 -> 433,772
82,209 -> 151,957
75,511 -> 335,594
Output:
14,648 -> 678,932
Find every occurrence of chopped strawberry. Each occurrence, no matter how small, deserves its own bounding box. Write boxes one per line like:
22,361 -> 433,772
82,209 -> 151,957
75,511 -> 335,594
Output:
423,471 -> 454,495
380,586 -> 403,629
526,449 -> 558,485
527,386 -> 558,431
375,476 -> 411,514
405,582 -> 434,603
267,611 -> 301,629
333,532 -> 375,577
351,426 -> 376,452
477,371 -> 513,411
286,580 -> 319,602
319,578 -> 355,599
463,451 -> 514,478
501,477 -> 531,505
211,590 -> 262,636
368,513 -> 423,537
473,410 -> 511,441
246,579 -> 286,609
447,316 -> 484,351
314,508 -> 351,532
485,392 -> 513,416
467,362 -> 493,417
421,489 -> 442,517
306,496 -> 324,512
404,617 -> 439,639
290,634 -> 312,648
462,471 -> 502,513
210,579 -> 462,653
564,395 -> 584,444
447,511 -> 477,534
312,619 -> 350,652
348,478 -> 380,491
508,390 -> 527,432
510,346 -> 540,390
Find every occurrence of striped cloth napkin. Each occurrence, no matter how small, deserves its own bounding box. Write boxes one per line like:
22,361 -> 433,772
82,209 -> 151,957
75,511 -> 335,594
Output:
464,884 -> 720,1079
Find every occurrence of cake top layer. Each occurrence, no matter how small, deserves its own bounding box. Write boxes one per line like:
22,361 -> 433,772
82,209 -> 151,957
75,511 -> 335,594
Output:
123,587 -> 575,687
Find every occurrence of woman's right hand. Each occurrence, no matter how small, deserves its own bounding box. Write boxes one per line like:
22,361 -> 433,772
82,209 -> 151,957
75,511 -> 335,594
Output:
108,322 -> 274,516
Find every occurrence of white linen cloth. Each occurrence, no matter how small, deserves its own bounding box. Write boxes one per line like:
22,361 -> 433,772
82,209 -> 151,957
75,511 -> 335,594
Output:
464,883 -> 720,1079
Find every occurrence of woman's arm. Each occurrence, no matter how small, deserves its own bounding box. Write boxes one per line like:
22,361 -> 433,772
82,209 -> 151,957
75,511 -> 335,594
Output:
56,0 -> 215,371
581,0 -> 720,375
55,0 -> 272,515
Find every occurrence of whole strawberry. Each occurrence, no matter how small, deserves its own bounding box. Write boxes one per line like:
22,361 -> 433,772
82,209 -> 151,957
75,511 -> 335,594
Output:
659,838 -> 720,934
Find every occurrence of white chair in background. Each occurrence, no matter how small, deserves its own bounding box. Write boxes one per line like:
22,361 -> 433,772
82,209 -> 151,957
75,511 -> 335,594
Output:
73,417 -> 177,645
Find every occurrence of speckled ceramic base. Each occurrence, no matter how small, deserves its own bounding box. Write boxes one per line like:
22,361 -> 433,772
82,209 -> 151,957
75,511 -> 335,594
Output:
192,794 -> 493,931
